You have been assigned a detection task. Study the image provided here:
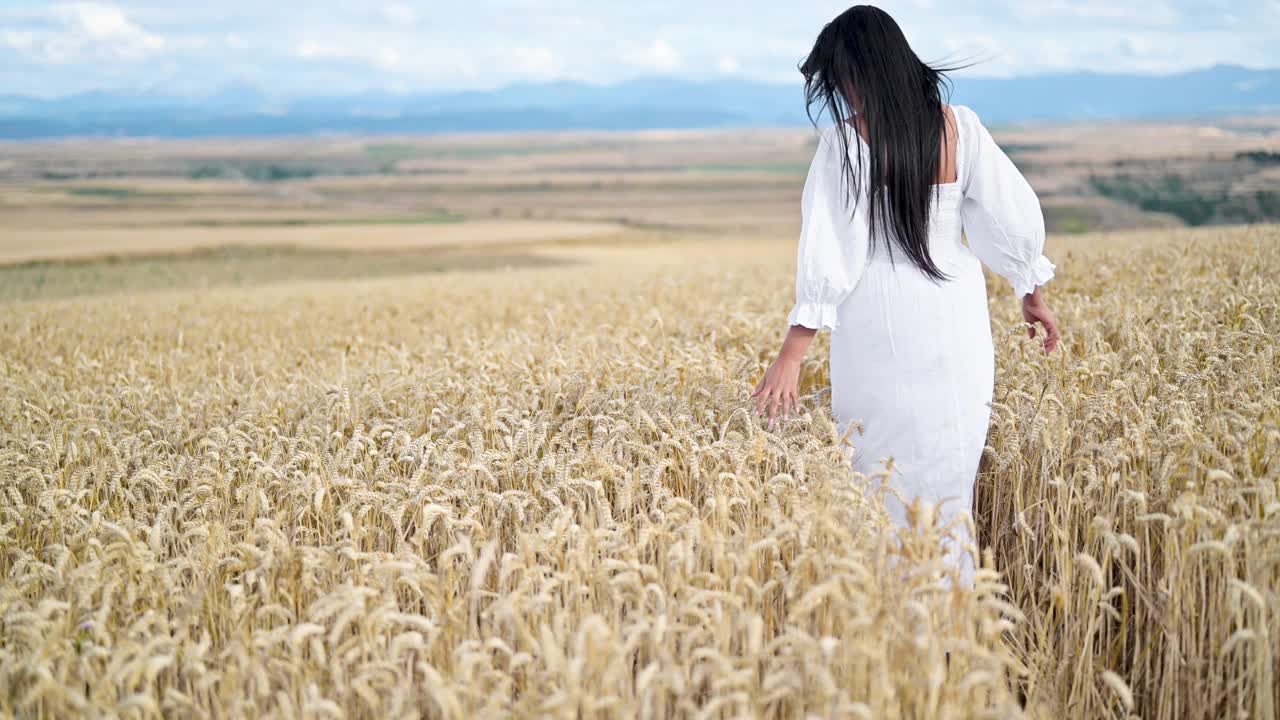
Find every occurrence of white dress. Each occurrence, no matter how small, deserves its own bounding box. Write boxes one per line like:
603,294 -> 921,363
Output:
787,104 -> 1056,590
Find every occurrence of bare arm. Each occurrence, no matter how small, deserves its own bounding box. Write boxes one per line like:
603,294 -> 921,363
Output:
751,325 -> 818,428
758,127 -> 864,427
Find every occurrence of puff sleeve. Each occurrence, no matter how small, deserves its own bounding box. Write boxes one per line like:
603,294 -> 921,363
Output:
959,106 -> 1057,299
787,128 -> 869,332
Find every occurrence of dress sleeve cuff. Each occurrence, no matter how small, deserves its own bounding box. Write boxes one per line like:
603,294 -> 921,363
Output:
788,301 -> 840,332
1012,254 -> 1057,299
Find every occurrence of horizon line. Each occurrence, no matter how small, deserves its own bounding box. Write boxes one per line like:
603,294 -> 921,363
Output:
5,61 -> 1276,103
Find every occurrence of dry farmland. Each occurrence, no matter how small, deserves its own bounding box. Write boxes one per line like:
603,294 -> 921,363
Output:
0,124 -> 1278,719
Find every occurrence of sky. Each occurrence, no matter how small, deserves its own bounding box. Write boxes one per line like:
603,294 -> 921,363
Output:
1,1 -> 1278,98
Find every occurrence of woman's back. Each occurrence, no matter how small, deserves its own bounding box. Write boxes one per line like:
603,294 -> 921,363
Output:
857,104 -> 968,275
754,4 -> 1061,592
785,103 -> 1056,589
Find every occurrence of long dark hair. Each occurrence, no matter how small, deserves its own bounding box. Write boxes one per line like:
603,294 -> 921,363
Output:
800,5 -> 968,282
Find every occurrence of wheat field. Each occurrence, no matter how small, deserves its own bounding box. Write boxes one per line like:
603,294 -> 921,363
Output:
1,223 -> 1277,718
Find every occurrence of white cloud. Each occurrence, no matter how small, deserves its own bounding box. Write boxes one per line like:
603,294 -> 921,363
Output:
52,2 -> 165,59
2,3 -> 166,64
1,0 -> 1278,97
293,35 -> 484,81
294,40 -> 328,60
376,46 -> 401,70
508,46 -> 563,79
1005,0 -> 1182,27
382,3 -> 416,24
1,30 -> 35,50
626,38 -> 682,72
295,40 -> 401,72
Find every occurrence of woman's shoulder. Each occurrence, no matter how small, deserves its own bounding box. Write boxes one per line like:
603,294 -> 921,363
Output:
811,123 -> 846,147
947,104 -> 990,160
950,104 -> 997,140
811,123 -> 871,160
948,103 -> 978,126
808,125 -> 853,165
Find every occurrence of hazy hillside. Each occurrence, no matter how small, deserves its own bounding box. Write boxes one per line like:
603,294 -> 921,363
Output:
1,64 -> 1276,139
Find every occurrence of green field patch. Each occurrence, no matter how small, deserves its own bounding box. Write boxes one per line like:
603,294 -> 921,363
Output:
413,141 -> 628,160
998,143 -> 1052,156
538,164 -> 688,173
34,185 -> 201,200
189,163 -> 324,182
1089,173 -> 1280,226
364,143 -> 427,162
0,244 -> 566,303
1236,150 -> 1280,165
450,178 -> 792,194
67,186 -> 139,198
183,212 -> 466,228
682,162 -> 810,175
1043,204 -> 1104,234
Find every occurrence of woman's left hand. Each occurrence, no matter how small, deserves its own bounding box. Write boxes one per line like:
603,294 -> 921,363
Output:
1021,287 -> 1061,353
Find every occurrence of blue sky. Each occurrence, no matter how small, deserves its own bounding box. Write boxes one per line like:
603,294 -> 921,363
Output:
1,1 -> 1277,97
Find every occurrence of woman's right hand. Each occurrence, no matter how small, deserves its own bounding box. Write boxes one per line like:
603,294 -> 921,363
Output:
752,354 -> 803,429
1021,287 -> 1060,353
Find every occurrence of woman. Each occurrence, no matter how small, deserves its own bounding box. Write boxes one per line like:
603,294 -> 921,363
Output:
752,5 -> 1061,590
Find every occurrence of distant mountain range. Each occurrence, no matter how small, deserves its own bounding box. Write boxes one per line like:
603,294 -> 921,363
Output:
1,64 -> 1276,140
